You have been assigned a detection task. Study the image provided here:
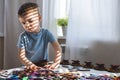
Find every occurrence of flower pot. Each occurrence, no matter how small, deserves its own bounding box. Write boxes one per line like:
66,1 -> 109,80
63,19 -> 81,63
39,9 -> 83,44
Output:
62,26 -> 67,36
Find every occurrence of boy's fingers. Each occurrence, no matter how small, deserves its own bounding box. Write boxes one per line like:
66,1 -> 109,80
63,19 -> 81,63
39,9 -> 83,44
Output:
47,64 -> 56,70
29,64 -> 38,71
44,64 -> 50,68
49,63 -> 59,70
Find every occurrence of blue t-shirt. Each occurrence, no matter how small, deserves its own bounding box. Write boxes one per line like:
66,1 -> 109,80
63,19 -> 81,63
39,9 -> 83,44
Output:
17,28 -> 56,63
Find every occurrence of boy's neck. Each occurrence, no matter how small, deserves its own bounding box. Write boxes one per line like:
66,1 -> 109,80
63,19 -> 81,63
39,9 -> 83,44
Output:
33,26 -> 41,33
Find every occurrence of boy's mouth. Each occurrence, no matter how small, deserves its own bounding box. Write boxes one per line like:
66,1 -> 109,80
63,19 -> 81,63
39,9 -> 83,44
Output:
28,26 -> 38,32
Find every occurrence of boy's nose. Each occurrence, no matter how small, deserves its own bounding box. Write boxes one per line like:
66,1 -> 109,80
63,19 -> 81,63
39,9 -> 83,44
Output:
25,21 -> 30,27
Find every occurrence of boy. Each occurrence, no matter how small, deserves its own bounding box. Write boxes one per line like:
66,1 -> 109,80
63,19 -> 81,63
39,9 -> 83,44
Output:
17,2 -> 62,70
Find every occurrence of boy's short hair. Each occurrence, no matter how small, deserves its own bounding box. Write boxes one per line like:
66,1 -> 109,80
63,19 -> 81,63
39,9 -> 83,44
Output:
18,2 -> 39,17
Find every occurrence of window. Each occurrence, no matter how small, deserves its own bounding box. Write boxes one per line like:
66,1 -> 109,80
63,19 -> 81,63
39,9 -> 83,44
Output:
54,0 -> 70,37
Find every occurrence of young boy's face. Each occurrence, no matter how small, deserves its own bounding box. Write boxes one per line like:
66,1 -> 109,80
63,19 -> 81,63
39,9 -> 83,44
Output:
19,8 -> 41,33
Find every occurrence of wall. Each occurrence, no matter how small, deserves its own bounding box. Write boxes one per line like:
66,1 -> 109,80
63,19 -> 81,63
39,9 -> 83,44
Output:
0,37 -> 4,69
78,41 -> 120,67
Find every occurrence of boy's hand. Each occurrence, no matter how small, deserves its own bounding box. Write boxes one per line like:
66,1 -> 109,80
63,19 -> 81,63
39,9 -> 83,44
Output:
44,63 -> 59,70
27,64 -> 41,71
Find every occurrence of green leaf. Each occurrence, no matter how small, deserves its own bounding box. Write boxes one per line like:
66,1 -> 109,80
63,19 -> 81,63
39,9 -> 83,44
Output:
57,18 -> 68,27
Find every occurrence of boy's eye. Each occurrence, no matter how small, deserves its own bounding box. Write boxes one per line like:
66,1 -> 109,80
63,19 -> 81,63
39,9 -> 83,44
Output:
22,22 -> 25,25
28,20 -> 33,23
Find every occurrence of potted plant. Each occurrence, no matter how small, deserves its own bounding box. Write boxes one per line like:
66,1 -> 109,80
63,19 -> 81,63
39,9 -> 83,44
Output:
57,18 -> 68,36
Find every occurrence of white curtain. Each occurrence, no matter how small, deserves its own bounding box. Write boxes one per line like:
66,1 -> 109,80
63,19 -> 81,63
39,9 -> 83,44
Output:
0,0 -> 4,37
42,0 -> 57,35
0,0 -> 4,69
66,0 -> 120,66
3,0 -> 43,69
42,0 -> 69,36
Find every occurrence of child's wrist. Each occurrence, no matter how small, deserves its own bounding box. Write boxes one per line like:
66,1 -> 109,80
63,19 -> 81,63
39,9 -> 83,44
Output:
54,62 -> 60,65
27,62 -> 33,66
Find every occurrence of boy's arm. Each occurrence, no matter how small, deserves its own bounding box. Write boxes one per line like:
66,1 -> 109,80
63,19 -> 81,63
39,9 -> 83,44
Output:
46,41 -> 62,69
18,48 -> 32,66
18,48 -> 39,70
53,41 -> 62,66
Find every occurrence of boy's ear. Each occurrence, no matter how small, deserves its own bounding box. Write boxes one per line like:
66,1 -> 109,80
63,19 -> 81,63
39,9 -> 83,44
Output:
39,14 -> 42,21
18,16 -> 24,24
18,17 -> 22,22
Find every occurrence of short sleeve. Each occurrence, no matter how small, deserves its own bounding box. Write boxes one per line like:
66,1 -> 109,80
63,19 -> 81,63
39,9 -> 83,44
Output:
17,33 -> 25,49
46,30 -> 56,43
